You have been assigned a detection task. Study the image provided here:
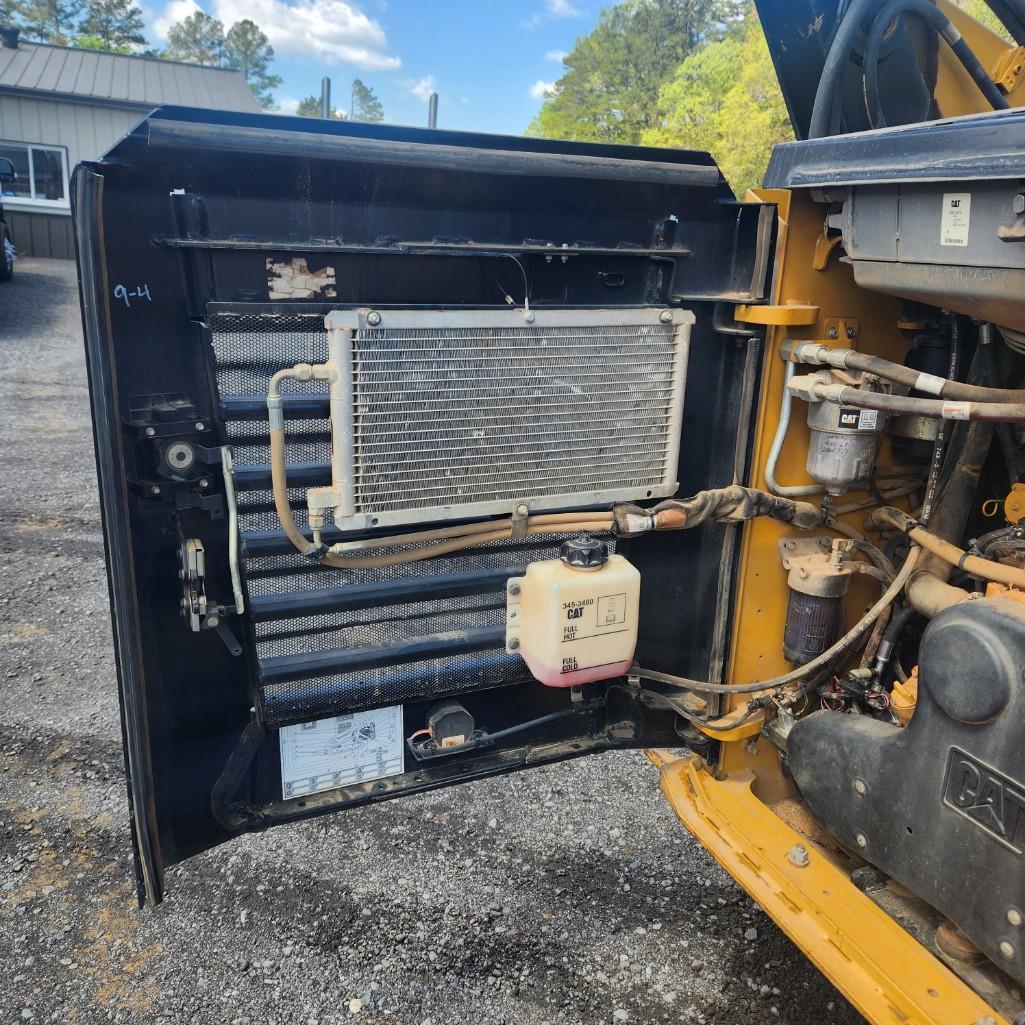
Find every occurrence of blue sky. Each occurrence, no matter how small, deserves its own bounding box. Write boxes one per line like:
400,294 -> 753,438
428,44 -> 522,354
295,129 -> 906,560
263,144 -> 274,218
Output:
142,0 -> 602,134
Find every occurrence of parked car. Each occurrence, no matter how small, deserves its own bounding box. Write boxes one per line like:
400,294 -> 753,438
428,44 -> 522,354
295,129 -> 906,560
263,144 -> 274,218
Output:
0,156 -> 16,281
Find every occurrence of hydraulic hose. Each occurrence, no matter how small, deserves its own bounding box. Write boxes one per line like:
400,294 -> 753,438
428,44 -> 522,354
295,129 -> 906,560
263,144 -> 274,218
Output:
921,322 -> 960,527
318,520 -> 613,570
872,602 -> 918,682
809,0 -> 883,138
865,0 -> 1009,128
791,379 -> 1025,423
613,485 -> 826,536
872,506 -> 1025,589
634,546 -> 920,695
886,418 -> 994,615
783,341 -> 1025,405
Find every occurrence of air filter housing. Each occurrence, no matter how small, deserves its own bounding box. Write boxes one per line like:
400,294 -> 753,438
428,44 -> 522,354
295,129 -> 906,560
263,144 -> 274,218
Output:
309,306 -> 693,530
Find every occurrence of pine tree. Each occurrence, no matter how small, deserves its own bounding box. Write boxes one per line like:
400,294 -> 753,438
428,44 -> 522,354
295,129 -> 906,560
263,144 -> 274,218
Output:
223,19 -> 281,107
78,0 -> 146,51
165,10 -> 223,65
19,0 -> 83,44
295,95 -> 346,119
350,78 -> 383,122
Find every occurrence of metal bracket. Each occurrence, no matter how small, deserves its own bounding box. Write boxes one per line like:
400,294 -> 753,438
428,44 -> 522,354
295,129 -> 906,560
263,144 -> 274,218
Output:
998,194 -> 1025,243
205,612 -> 243,657
510,502 -> 531,540
733,303 -> 818,327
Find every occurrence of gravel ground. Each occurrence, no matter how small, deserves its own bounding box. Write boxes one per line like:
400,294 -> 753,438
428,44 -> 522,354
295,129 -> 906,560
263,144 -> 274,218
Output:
0,258 -> 862,1025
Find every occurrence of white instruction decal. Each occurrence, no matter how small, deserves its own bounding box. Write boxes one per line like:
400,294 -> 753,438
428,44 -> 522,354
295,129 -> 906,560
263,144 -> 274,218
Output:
940,193 -> 972,247
857,409 -> 879,430
280,705 -> 404,800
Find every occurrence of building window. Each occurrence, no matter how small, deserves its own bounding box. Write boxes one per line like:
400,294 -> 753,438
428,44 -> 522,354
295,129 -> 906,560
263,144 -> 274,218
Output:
0,142 -> 69,208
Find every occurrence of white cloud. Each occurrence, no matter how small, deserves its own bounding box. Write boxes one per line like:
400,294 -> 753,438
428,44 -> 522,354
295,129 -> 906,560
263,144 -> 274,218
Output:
530,79 -> 556,99
544,49 -> 568,62
151,0 -> 400,69
406,74 -> 437,103
523,0 -> 581,29
276,96 -> 301,114
152,0 -> 200,41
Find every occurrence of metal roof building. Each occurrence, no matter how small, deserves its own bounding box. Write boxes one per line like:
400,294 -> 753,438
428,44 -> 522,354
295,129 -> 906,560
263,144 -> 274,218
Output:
0,29 -> 262,259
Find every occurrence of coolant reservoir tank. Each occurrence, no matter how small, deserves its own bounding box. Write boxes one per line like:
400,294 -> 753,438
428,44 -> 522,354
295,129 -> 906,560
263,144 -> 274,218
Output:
506,535 -> 640,688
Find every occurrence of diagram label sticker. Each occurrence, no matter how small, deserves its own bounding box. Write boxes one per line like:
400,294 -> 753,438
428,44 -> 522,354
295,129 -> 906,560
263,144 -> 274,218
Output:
940,193 -> 971,247
280,705 -> 404,800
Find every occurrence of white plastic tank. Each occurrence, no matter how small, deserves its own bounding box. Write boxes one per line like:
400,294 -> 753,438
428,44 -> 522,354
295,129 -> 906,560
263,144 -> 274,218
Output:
505,535 -> 641,688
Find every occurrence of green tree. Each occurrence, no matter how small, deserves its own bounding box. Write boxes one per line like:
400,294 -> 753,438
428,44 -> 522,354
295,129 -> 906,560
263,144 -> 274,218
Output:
77,0 -> 146,50
350,78 -> 383,121
954,0 -> 1012,40
528,0 -> 744,144
223,19 -> 281,107
294,95 -> 347,119
165,10 -> 223,65
641,9 -> 793,196
1,0 -> 22,26
19,0 -> 83,44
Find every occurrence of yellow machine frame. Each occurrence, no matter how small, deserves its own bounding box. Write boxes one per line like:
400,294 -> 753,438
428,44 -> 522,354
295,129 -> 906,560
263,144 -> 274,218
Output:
651,15 -> 1025,1018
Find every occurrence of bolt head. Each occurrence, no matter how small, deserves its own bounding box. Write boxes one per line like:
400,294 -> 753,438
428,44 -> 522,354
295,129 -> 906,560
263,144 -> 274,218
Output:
853,778 -> 868,796
827,327 -> 839,339
207,615 -> 219,628
150,485 -> 161,496
509,637 -> 520,651
509,583 -> 521,597
515,504 -> 529,516
523,311 -> 536,324
787,844 -> 810,867
145,426 -> 156,437
1001,941 -> 1016,960
199,478 -> 209,489
855,832 -> 868,848
195,422 -> 205,432
846,326 -> 857,340
366,310 -> 382,326
659,310 -> 674,323
1009,908 -> 1023,927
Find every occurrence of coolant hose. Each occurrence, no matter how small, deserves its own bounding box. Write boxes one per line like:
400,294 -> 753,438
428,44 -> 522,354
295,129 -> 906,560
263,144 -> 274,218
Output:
864,0 -> 1009,128
634,546 -> 921,695
270,425 -> 321,558
872,506 -> 1025,589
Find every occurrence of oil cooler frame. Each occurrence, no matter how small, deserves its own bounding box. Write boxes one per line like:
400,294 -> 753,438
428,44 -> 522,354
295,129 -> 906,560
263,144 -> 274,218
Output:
308,306 -> 694,531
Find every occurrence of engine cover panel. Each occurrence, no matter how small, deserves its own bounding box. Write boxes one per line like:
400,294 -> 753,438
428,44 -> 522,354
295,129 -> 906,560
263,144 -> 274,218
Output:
789,598 -> 1025,984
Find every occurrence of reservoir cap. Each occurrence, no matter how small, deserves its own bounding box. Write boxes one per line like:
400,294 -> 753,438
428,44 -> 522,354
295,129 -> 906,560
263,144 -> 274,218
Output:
560,534 -> 608,570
